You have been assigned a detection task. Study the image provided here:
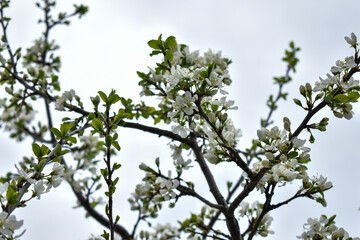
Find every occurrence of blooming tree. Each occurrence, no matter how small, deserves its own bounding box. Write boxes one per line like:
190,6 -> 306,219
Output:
0,1 -> 359,240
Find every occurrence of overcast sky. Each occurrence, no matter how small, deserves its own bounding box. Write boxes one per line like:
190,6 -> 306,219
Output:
1,0 -> 360,239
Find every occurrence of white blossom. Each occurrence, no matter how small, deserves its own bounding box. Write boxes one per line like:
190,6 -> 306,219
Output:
344,32 -> 358,47
0,211 -> 24,237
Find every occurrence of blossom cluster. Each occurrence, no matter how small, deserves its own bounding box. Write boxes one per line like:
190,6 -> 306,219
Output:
55,89 -> 77,111
298,215 -> 360,240
0,211 -> 24,239
252,126 -> 310,191
15,162 -> 65,199
169,143 -> 193,174
128,164 -> 180,218
238,201 -> 274,237
139,223 -> 180,240
0,162 -> 64,239
312,32 -> 360,120
0,98 -> 35,141
23,37 -> 61,72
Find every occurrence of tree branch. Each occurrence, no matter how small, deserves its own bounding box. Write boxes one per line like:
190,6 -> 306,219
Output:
70,185 -> 132,239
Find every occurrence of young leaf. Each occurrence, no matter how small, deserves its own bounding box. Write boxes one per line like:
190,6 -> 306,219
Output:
164,36 -> 177,49
98,91 -> 108,103
113,163 -> 121,170
60,123 -> 73,136
148,39 -> 162,50
51,128 -> 61,139
105,135 -> 112,147
112,141 -> 121,151
92,118 -> 103,131
32,143 -> 41,158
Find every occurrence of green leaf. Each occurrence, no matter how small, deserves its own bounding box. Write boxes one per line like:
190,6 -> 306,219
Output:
87,112 -> 95,121
326,215 -> 336,227
333,94 -> 349,103
92,118 -> 103,131
6,183 -> 18,202
287,151 -> 298,159
51,128 -> 61,139
100,168 -> 108,178
101,230 -> 109,240
60,122 -> 73,136
109,185 -> 116,194
113,133 -> 118,141
68,137 -> 77,144
112,177 -> 119,186
108,94 -> 120,106
38,159 -> 46,171
348,91 -> 360,101
40,145 -> 50,156
114,215 -> 120,225
165,48 -> 173,62
164,36 -> 177,49
32,143 -> 41,158
105,135 -> 112,147
325,94 -> 333,103
61,149 -> 70,155
148,39 -> 162,50
113,163 -> 122,170
112,141 -> 121,151
55,145 -> 62,156
150,50 -> 162,56
98,91 -> 108,103
113,112 -> 123,125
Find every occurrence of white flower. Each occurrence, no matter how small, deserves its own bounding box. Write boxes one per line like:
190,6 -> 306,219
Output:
164,65 -> 193,91
344,32 -> 358,47
15,165 -> 36,184
315,175 -> 333,190
292,137 -> 306,148
257,128 -> 269,141
0,211 -> 23,237
63,89 -> 76,101
171,124 -> 189,138
51,176 -> 62,188
34,180 -> 46,199
52,162 -> 65,176
55,89 -> 76,111
55,98 -> 66,111
204,150 -> 219,164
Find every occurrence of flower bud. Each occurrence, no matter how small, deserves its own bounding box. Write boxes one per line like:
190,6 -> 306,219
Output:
293,98 -> 302,107
139,163 -> 149,171
223,78 -> 232,85
265,152 -> 274,161
208,112 -> 216,123
333,111 -> 343,118
283,117 -> 291,131
221,113 -> 228,122
299,85 -> 306,96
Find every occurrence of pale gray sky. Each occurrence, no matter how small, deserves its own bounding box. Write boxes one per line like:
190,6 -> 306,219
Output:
1,1 -> 360,239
